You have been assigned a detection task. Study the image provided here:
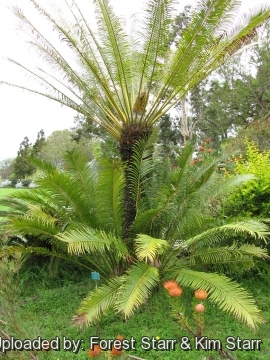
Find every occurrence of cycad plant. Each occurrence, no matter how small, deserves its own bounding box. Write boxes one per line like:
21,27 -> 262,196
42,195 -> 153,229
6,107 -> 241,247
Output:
1,0 -> 270,240
1,143 -> 269,330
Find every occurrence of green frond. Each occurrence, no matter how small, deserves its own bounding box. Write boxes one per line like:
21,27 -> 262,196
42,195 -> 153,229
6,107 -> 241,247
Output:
56,227 -> 112,254
135,234 -> 168,263
202,6 -> 270,83
96,158 -> 124,236
205,174 -> 255,201
182,220 -> 270,250
0,245 -> 90,271
94,0 -> 133,117
8,216 -> 60,241
134,0 -> 174,121
148,2 -> 270,123
25,204 -> 58,225
36,169 -> 95,224
9,2 -> 125,139
75,277 -> 122,324
222,221 -> 270,242
116,262 -> 159,318
29,156 -> 57,174
62,150 -> 100,228
174,268 -> 264,329
0,195 -> 28,214
132,207 -> 163,234
189,243 -> 268,273
3,188 -> 67,221
128,131 -> 158,209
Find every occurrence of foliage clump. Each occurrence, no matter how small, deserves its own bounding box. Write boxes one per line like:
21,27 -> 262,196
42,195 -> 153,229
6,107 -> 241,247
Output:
224,139 -> 270,218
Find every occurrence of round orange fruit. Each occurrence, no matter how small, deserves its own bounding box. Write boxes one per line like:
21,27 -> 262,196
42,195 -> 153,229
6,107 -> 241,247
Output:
163,280 -> 179,290
194,289 -> 208,300
168,287 -> 183,297
195,304 -> 205,313
88,344 -> 102,357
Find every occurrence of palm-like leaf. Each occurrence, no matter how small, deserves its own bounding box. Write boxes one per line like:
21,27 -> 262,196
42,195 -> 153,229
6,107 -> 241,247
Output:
174,268 -> 264,329
115,262 -> 159,317
135,234 -> 168,263
96,159 -> 124,237
7,216 -> 60,242
56,226 -> 128,259
1,0 -> 269,138
128,131 -> 158,210
181,220 -> 270,250
133,144 -> 255,241
73,277 -> 122,326
188,244 -> 268,273
0,245 -> 91,271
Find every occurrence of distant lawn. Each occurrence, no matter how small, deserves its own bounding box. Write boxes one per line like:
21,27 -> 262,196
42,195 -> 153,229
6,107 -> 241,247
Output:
0,187 -> 23,211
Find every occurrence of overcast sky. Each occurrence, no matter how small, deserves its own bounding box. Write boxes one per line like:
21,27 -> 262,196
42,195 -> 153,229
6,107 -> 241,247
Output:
0,0 -> 269,161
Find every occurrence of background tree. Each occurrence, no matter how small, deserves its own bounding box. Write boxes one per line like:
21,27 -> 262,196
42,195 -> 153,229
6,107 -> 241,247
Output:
39,129 -> 97,168
0,158 -> 15,181
156,114 -> 182,160
194,22 -> 270,149
13,137 -> 35,180
72,114 -> 119,159
31,129 -> 46,158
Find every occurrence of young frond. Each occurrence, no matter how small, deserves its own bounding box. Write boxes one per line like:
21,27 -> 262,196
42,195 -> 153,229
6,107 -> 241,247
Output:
174,268 -> 264,329
116,262 -> 159,318
135,234 -> 168,263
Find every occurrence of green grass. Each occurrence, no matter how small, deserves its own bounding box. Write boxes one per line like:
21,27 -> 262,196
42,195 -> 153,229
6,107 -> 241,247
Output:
3,264 -> 269,360
0,188 -> 21,211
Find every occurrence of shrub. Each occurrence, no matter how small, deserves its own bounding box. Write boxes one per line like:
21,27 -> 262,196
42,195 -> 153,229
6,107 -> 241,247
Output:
224,139 -> 270,218
22,179 -> 31,187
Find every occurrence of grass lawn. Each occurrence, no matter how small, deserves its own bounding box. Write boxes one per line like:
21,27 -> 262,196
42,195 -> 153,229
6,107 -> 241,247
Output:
4,264 -> 269,360
0,188 -> 21,211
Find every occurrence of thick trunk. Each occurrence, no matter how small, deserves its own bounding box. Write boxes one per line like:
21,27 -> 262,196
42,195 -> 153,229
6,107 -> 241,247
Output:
119,124 -> 151,246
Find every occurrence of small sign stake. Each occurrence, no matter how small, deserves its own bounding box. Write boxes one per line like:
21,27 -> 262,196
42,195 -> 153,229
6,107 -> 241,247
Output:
91,271 -> 100,289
